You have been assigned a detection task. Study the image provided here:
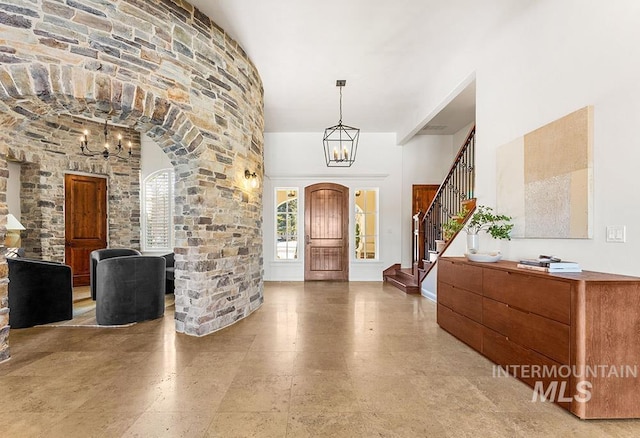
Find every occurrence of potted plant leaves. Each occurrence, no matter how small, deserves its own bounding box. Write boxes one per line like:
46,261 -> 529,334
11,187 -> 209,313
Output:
463,205 -> 513,256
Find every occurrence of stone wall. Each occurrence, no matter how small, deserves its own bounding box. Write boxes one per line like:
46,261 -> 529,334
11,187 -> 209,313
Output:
2,115 -> 141,261
0,0 -> 264,359
0,146 -> 8,363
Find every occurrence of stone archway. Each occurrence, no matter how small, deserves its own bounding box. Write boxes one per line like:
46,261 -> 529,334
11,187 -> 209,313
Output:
0,0 -> 264,361
4,115 -> 143,262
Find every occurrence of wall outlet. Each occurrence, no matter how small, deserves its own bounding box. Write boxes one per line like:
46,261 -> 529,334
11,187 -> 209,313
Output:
606,225 -> 626,243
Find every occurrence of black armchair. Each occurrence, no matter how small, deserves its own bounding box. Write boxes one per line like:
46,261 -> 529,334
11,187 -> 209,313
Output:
95,255 -> 166,325
8,258 -> 73,328
90,248 -> 141,300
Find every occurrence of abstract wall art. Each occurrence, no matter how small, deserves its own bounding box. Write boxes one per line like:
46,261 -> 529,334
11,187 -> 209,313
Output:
497,106 -> 593,238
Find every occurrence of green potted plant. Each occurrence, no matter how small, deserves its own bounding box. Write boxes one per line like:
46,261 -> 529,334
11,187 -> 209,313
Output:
463,205 -> 513,254
442,217 -> 463,242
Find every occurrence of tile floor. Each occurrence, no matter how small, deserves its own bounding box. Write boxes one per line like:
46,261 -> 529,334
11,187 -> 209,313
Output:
72,286 -> 91,303
2,281 -> 640,437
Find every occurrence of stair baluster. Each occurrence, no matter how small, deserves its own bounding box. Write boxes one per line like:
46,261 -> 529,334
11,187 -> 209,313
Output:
384,126 -> 476,294
420,126 -> 475,263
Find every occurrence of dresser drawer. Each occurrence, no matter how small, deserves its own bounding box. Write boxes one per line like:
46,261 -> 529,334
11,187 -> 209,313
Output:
439,258 -> 483,294
482,297 -> 509,336
482,327 -> 571,409
437,303 -> 482,351
483,268 -> 571,324
508,306 -> 570,364
438,282 -> 482,323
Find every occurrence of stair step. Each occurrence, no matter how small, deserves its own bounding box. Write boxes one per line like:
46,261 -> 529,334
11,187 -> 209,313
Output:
396,269 -> 416,283
384,274 -> 420,294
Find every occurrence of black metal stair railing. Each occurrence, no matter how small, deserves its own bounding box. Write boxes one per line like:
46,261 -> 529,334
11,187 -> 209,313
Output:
420,126 -> 475,261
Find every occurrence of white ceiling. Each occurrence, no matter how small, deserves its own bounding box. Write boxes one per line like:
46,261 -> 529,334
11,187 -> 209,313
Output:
190,0 -> 531,136
417,80 -> 476,135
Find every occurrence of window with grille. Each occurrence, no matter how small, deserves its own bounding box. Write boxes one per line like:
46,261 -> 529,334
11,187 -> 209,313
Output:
354,189 -> 378,260
142,169 -> 175,251
275,188 -> 298,260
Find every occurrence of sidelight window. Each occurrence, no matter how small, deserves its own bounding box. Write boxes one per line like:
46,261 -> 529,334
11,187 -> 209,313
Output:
275,188 -> 299,260
354,188 -> 378,260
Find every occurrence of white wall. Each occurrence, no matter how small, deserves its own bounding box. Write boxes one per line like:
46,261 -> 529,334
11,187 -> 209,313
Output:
400,134 -> 456,266
264,130 -> 471,280
452,122 -> 475,152
7,161 -> 21,220
140,134 -> 172,179
264,132 -> 402,281
263,132 -> 402,281
418,0 -> 640,277
477,0 -> 640,276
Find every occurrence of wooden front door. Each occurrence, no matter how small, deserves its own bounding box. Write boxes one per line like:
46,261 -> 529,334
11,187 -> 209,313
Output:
412,184 -> 439,262
304,183 -> 349,281
65,174 -> 107,286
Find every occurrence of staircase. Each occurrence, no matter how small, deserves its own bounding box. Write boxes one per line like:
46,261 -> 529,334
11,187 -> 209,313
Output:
383,126 -> 476,294
382,264 -> 421,294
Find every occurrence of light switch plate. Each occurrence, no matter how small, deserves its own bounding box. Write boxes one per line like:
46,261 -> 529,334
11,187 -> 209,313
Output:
606,225 -> 626,243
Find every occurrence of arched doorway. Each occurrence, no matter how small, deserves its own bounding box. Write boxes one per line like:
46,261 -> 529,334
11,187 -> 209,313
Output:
0,0 -> 265,363
304,183 -> 349,281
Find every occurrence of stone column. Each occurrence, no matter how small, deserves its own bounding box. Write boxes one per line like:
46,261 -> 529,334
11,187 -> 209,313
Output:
0,145 -> 10,362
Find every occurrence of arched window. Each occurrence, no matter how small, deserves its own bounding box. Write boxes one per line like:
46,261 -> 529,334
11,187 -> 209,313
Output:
142,168 -> 175,252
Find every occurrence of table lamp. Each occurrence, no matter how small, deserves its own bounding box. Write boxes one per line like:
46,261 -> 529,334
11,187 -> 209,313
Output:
5,213 -> 25,247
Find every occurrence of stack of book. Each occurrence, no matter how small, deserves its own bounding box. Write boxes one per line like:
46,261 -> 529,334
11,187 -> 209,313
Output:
517,257 -> 582,273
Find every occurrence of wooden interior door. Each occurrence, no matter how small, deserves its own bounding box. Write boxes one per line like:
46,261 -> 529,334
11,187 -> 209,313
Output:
412,184 -> 439,262
304,183 -> 349,281
65,174 -> 107,286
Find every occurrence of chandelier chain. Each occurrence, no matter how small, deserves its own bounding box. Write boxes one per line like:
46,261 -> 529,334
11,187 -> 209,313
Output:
339,85 -> 343,124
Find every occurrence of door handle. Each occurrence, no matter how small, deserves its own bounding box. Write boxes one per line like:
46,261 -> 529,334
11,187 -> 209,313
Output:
305,235 -> 310,245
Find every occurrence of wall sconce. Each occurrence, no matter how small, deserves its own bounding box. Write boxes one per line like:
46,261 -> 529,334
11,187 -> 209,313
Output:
5,213 -> 26,247
245,170 -> 259,189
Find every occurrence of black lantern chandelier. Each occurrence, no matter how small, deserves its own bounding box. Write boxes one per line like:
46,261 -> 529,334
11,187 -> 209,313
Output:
79,119 -> 132,160
323,80 -> 360,167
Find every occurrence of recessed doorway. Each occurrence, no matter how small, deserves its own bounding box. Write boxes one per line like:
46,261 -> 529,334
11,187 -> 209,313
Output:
64,173 -> 107,286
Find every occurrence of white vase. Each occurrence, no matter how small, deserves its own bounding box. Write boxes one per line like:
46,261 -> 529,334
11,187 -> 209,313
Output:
466,233 -> 479,254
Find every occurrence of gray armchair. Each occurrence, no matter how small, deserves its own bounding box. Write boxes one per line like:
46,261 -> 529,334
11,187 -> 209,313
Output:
90,248 -> 141,300
95,255 -> 166,325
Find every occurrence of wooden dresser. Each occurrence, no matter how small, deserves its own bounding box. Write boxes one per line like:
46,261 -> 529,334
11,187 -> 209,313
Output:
437,257 -> 640,419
